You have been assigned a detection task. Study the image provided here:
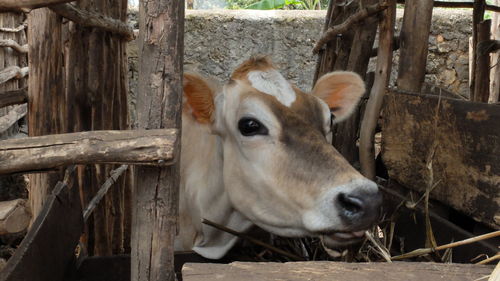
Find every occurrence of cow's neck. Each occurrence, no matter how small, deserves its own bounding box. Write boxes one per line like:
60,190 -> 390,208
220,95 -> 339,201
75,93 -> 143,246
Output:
177,113 -> 253,259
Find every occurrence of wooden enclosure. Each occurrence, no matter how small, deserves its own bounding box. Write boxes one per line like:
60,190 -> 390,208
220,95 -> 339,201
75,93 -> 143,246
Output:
0,0 -> 499,280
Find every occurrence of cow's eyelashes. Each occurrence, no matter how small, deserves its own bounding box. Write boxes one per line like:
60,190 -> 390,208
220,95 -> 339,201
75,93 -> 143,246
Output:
238,117 -> 269,136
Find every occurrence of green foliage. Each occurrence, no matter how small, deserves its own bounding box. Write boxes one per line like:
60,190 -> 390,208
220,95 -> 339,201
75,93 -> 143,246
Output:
225,0 -> 327,10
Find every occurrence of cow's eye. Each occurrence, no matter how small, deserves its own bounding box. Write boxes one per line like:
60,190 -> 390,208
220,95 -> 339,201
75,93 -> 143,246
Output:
238,117 -> 268,136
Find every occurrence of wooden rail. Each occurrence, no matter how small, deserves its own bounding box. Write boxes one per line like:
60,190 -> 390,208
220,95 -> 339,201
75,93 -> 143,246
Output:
0,129 -> 178,174
0,88 -> 27,108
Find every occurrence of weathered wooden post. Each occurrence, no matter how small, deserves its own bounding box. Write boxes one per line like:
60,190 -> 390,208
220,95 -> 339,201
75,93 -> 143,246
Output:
473,19 -> 491,102
396,0 -> 434,93
131,0 -> 184,280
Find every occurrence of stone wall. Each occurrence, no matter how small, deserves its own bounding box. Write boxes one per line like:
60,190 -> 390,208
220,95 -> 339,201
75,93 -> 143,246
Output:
128,9 -> 472,123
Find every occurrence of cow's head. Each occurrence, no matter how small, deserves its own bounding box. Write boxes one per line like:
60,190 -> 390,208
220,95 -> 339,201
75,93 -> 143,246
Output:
183,56 -> 382,249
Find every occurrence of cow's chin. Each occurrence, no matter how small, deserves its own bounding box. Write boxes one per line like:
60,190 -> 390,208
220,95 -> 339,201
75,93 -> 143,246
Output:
319,231 -> 367,248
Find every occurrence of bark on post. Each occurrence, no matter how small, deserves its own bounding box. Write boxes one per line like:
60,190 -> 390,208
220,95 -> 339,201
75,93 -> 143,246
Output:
396,0 -> 434,93
359,0 -> 396,179
27,8 -> 65,223
131,0 -> 184,279
64,0 -> 130,255
471,0 -> 486,98
473,20 -> 491,102
490,1 -> 500,103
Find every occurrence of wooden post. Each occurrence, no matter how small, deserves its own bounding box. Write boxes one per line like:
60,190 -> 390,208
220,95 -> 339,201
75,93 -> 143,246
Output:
490,0 -> 500,103
473,20 -> 491,102
64,0 -> 131,255
359,0 -> 396,179
471,0 -> 486,98
131,0 -> 184,279
27,8 -> 65,224
396,0 -> 434,93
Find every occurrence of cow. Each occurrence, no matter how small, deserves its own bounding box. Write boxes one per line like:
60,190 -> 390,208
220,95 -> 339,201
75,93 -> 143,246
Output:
176,55 -> 382,259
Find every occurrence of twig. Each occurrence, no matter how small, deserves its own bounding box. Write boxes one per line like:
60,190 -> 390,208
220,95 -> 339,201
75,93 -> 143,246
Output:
313,1 -> 388,54
83,165 -> 129,221
202,218 -> 305,261
0,39 -> 28,53
365,230 -> 392,262
392,230 -> 500,260
477,253 -> 500,265
0,22 -> 27,33
49,3 -> 135,41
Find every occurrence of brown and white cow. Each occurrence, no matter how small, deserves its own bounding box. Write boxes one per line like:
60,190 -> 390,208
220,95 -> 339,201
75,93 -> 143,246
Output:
176,56 -> 382,259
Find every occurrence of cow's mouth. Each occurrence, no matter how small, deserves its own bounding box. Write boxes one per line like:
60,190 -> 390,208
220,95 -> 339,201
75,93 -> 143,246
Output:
319,230 -> 367,248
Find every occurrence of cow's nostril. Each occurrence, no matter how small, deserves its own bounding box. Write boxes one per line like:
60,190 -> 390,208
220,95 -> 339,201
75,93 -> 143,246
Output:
337,193 -> 364,215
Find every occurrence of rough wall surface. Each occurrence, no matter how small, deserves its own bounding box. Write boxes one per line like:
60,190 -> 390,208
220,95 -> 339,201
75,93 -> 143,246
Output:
128,9 -> 473,123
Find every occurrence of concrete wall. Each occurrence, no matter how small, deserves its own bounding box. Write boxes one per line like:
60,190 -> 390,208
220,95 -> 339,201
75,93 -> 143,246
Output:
128,9 -> 472,123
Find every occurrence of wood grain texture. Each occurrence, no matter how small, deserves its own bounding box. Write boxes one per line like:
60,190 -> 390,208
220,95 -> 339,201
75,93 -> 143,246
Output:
131,0 -> 184,279
0,177 -> 82,281
0,199 -> 30,234
396,0 -> 434,93
182,262 -> 494,281
382,91 -> 500,228
0,129 -> 178,174
0,103 -> 26,133
0,87 -> 27,108
473,20 -> 491,102
0,0 -> 75,11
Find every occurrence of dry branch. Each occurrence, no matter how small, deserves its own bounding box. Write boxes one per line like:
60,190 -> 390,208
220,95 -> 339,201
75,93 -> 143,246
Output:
83,165 -> 129,221
0,104 -> 27,134
49,4 -> 134,41
359,0 -> 396,179
396,0 -> 500,12
0,22 -> 27,33
0,0 -> 75,11
202,219 -> 304,261
0,199 -> 30,235
0,88 -> 28,108
0,129 -> 178,174
313,2 -> 388,54
0,39 -> 28,54
0,66 -> 29,85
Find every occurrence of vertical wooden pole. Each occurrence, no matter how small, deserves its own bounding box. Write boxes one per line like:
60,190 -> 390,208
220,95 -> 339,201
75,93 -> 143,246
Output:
473,19 -> 491,102
64,0 -> 130,255
396,0 -> 434,93
27,9 -> 66,222
489,0 -> 500,103
131,0 -> 184,280
359,0 -> 396,179
471,0 -> 486,98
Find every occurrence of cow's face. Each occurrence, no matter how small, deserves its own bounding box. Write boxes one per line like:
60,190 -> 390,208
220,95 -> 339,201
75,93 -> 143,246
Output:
183,56 -> 382,248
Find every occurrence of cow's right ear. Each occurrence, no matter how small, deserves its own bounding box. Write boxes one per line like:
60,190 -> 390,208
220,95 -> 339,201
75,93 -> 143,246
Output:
183,72 -> 216,124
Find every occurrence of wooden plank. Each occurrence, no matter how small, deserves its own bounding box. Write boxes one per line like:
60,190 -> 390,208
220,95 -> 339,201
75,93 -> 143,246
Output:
0,177 -> 83,281
182,262 -> 494,281
0,199 -> 30,234
0,88 -> 27,108
0,129 -> 178,174
381,91 -> 500,229
131,0 -> 184,279
0,103 -> 26,134
396,0 -> 433,93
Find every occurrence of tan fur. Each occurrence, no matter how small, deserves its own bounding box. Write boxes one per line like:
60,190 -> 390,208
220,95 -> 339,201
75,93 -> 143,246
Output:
183,73 -> 216,123
231,55 -> 275,82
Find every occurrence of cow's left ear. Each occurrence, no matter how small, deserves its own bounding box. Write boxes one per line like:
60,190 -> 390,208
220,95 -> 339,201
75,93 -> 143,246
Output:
311,71 -> 365,122
183,72 -> 217,124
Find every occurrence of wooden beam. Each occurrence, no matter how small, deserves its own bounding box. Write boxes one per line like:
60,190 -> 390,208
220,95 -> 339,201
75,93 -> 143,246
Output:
0,22 -> 27,33
0,0 -> 75,11
0,168 -> 82,281
491,1 -> 500,103
396,0 -> 500,13
313,2 -> 387,54
471,0 -> 487,98
0,104 -> 27,134
0,199 -> 30,235
131,0 -> 184,279
473,20 -> 492,102
49,4 -> 134,41
396,0 -> 433,93
0,66 -> 28,85
182,262 -> 495,281
0,129 -> 178,174
0,39 -> 28,53
0,88 -> 27,108
359,0 -> 396,179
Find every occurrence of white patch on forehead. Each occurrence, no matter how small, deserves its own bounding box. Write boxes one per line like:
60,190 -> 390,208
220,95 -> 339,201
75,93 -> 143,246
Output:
247,70 -> 296,107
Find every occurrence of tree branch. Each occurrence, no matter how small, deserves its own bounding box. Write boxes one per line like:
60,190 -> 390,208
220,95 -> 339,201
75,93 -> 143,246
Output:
0,0 -> 76,12
0,104 -> 27,134
49,3 -> 134,41
0,22 -> 27,33
0,39 -> 28,54
313,1 -> 388,54
0,66 -> 29,85
0,87 -> 28,108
